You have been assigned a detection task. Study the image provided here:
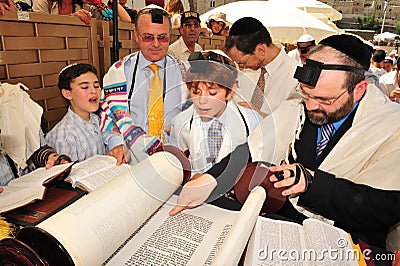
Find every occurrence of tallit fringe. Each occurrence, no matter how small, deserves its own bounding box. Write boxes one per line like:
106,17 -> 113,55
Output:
285,103 -> 305,163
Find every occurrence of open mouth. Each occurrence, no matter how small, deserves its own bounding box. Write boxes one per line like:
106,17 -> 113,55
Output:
89,97 -> 98,104
197,107 -> 211,114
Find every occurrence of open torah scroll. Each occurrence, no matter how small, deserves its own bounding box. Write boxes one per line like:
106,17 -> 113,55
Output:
32,151 -> 265,265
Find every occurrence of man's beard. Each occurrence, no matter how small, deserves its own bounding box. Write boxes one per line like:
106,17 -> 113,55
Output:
307,92 -> 354,126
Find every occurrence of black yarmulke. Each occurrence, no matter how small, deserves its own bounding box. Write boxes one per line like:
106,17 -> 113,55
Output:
373,49 -> 386,63
319,34 -> 371,70
229,17 -> 267,36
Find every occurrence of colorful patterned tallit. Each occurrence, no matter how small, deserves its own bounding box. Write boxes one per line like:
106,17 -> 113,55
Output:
99,56 -> 161,157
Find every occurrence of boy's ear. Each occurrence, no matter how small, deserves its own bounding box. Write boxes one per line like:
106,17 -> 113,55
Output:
61,89 -> 72,100
226,85 -> 235,101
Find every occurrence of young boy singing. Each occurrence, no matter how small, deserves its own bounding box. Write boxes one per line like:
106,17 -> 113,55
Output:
170,50 -> 262,175
45,64 -> 107,162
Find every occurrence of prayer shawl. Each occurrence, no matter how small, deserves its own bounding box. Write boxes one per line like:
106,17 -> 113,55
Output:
0,83 -> 42,170
248,84 -> 400,251
99,55 -> 161,159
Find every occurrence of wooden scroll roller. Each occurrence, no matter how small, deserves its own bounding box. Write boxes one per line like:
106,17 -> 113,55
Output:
154,144 -> 192,185
0,151 -> 189,266
0,226 -> 74,265
234,161 -> 286,215
0,238 -> 47,266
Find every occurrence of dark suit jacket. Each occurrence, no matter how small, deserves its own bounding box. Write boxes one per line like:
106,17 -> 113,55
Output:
207,107 -> 400,249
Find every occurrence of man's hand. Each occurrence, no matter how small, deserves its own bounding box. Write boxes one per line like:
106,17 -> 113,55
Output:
45,153 -> 61,169
45,154 -> 72,169
390,88 -> 400,102
0,0 -> 16,16
236,101 -> 253,109
169,174 -> 217,216
107,145 -> 130,165
269,164 -> 313,196
237,101 -> 268,118
72,9 -> 92,25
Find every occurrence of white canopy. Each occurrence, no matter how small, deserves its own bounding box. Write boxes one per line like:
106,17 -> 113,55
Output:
374,32 -> 399,41
269,0 -> 342,21
200,1 -> 338,43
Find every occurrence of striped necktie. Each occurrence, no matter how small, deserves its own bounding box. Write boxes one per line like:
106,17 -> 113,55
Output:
147,64 -> 164,139
250,66 -> 267,110
316,123 -> 335,156
207,120 -> 223,164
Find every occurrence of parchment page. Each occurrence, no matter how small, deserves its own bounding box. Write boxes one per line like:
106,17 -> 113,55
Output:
106,187 -> 266,266
75,164 -> 130,192
244,217 -> 307,266
37,152 -> 183,266
105,195 -> 239,266
303,219 -> 359,266
7,162 -> 73,187
66,155 -> 117,186
0,163 -> 73,213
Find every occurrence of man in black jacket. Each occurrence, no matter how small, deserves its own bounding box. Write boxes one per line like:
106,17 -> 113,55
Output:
170,34 -> 400,251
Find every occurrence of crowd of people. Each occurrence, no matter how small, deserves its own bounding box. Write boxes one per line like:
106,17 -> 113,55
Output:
0,2 -> 400,264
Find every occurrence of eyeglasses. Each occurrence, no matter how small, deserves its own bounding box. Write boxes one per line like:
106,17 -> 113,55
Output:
236,54 -> 252,68
298,44 -> 314,54
188,51 -> 236,68
296,85 -> 348,105
138,33 -> 170,43
183,23 -> 200,29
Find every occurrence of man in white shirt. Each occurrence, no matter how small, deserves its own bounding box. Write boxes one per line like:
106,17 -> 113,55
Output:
379,59 -> 400,102
168,11 -> 203,61
370,49 -> 387,78
226,17 -> 300,117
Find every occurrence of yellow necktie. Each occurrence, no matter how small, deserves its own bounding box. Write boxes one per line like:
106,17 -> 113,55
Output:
147,64 -> 164,139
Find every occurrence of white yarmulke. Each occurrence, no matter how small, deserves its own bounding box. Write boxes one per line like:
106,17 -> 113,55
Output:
297,34 -> 315,43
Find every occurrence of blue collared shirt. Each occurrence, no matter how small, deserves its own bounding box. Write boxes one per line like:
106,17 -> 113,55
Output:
317,101 -> 360,143
124,52 -> 184,130
46,108 -> 106,162
0,154 -> 15,186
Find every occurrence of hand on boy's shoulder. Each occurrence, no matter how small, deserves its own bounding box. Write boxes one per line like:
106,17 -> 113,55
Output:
237,101 -> 268,118
237,101 -> 253,110
107,145 -> 130,165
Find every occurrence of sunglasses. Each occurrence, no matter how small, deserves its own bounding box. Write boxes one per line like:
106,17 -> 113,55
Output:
138,33 -> 170,43
183,22 -> 201,29
298,44 -> 314,54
